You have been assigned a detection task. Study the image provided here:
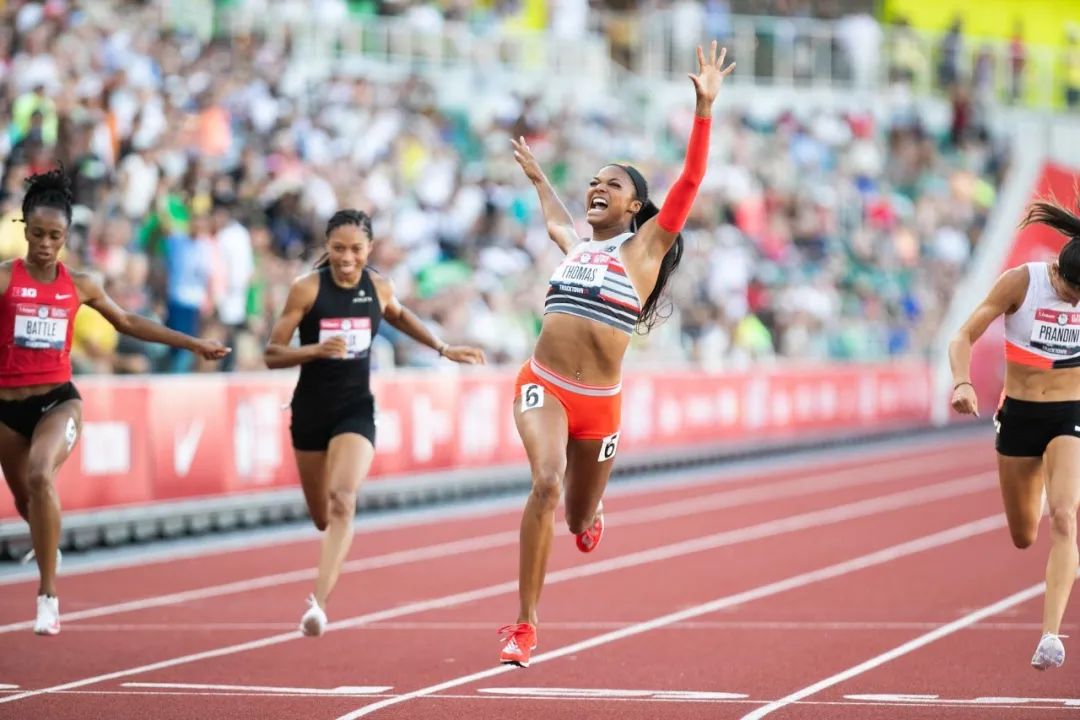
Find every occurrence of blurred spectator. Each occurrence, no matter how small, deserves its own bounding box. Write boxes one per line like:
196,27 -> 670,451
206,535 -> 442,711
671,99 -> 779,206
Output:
887,19 -> 925,87
1066,27 -> 1080,109
1008,20 -> 1026,105
162,215 -> 210,372
211,197 -> 254,370
937,17 -> 963,92
11,84 -> 58,147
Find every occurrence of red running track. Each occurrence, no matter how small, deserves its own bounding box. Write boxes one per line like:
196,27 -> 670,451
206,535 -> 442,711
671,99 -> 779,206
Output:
0,434 -> 1076,719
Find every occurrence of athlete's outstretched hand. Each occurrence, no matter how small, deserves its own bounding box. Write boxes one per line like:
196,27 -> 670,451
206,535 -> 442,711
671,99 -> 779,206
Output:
193,338 -> 231,361
688,41 -> 735,105
511,136 -> 545,185
443,345 -> 486,365
950,382 -> 979,417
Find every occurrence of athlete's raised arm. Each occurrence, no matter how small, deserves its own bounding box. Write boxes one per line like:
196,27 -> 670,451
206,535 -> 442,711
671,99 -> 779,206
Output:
74,272 -> 229,361
370,273 -> 485,365
263,274 -> 347,368
635,42 -> 733,259
511,136 -> 578,254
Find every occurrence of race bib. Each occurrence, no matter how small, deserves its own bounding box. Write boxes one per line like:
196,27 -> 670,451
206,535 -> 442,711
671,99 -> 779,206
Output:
319,317 -> 372,359
550,251 -> 610,297
1030,308 -> 1080,357
13,304 -> 68,350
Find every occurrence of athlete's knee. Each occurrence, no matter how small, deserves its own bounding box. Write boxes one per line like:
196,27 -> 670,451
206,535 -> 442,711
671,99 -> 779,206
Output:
529,466 -> 564,512
1010,526 -> 1038,549
26,467 -> 55,498
328,488 -> 358,521
1048,503 -> 1078,540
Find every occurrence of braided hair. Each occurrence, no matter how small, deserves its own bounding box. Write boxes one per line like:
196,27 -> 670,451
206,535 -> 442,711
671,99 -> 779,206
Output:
314,209 -> 373,269
22,166 -> 73,227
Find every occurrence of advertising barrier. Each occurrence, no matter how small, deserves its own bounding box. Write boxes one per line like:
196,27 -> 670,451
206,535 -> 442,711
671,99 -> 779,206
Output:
0,361 -> 932,520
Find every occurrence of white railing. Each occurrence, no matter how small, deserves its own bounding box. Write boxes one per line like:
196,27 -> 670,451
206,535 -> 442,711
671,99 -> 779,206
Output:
627,11 -> 1070,112
161,1 -> 611,82
161,3 -> 1077,113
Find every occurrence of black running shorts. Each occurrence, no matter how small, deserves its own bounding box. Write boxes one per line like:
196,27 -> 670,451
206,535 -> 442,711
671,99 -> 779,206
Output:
0,382 -> 81,440
995,396 -> 1080,457
289,391 -> 376,452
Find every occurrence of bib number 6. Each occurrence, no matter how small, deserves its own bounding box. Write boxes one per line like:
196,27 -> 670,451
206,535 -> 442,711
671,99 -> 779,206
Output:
521,383 -> 544,412
598,432 -> 620,462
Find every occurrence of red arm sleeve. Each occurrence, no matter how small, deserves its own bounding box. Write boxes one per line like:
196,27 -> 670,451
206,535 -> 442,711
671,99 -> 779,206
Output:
656,115 -> 711,234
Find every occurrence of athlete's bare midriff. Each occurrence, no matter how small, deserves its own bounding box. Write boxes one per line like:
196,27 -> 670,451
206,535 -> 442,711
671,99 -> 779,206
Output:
532,312 -> 630,386
1005,361 -> 1080,402
0,382 -> 66,402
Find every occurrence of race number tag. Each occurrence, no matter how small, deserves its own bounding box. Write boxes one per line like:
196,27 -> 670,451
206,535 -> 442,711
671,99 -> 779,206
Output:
13,304 -> 68,350
1030,308 -> 1080,356
550,251 -> 610,297
319,317 -> 372,359
520,383 -> 544,412
65,417 -> 78,452
597,431 -> 620,462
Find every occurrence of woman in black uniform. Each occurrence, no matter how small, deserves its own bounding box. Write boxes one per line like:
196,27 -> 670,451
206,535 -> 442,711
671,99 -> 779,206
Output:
265,209 -> 485,636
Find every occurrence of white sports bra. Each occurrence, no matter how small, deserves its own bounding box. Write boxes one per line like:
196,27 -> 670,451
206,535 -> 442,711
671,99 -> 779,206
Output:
1004,262 -> 1080,369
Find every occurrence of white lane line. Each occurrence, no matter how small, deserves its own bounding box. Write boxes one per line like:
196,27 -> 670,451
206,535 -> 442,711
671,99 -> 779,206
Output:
121,682 -> 390,695
0,473 -> 995,707
739,581 -> 1052,719
2,688 -> 1076,712
0,439 -> 982,586
334,514 -> 1007,718
0,454 -> 985,634
47,619 -> 1064,633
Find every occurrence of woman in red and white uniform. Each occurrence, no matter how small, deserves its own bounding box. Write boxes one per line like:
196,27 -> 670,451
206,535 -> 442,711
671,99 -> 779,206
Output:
497,43 -> 734,667
0,169 -> 228,635
951,199 -> 1080,670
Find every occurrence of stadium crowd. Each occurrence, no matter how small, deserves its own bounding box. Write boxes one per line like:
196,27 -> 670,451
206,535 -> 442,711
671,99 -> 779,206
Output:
0,0 -> 1008,374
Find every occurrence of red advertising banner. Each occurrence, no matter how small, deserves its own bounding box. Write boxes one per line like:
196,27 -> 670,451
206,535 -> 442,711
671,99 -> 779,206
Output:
0,361 -> 931,520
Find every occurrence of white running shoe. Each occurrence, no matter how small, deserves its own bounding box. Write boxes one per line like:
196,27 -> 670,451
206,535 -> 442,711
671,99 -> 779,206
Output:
300,594 -> 327,637
34,595 -> 60,636
21,547 -> 62,569
1031,633 -> 1066,670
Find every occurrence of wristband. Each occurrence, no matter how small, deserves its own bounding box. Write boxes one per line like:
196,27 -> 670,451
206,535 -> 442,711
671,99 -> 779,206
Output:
953,381 -> 974,391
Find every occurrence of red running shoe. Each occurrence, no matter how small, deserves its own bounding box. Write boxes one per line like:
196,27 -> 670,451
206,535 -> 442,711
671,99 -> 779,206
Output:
575,502 -> 604,553
498,622 -> 537,667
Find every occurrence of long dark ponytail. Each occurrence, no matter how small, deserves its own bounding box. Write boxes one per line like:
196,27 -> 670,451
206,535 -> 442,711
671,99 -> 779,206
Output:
314,209 -> 373,269
616,165 -> 684,333
1021,198 -> 1080,285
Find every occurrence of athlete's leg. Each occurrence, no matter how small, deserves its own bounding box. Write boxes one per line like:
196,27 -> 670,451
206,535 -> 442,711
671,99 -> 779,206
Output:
294,449 -> 329,531
26,400 -> 81,597
313,433 -> 375,607
997,453 -> 1045,549
564,437 -> 616,535
1041,436 -> 1080,635
514,396 -> 569,626
0,423 -> 31,522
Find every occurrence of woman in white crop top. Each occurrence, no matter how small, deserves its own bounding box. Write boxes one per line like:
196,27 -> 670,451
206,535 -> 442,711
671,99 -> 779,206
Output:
949,199 -> 1080,671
